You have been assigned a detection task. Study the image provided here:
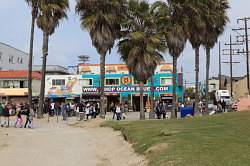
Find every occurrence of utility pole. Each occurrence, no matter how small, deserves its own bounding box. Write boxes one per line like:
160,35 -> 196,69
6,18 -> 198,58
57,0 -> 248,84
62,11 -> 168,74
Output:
68,55 -> 90,74
219,42 -> 222,89
223,35 -> 241,97
233,17 -> 250,95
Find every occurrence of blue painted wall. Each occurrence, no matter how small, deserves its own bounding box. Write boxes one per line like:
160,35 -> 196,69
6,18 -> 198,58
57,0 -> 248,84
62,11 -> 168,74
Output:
82,73 -> 184,101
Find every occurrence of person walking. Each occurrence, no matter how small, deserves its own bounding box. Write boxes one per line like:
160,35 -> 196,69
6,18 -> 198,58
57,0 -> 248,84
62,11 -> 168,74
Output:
15,111 -> 23,128
222,100 -> 226,113
28,109 -> 34,128
159,102 -> 165,119
24,106 -> 30,128
115,104 -> 122,121
162,102 -> 167,119
91,104 -> 97,118
155,102 -> 161,119
61,103 -> 67,121
111,103 -> 116,120
85,103 -> 90,120
51,102 -> 55,116
2,102 -> 10,127
78,101 -> 85,121
0,103 -> 3,126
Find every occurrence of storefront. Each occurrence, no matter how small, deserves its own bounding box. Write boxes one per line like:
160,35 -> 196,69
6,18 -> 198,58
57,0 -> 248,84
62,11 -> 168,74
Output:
44,64 -> 184,111
45,75 -> 81,103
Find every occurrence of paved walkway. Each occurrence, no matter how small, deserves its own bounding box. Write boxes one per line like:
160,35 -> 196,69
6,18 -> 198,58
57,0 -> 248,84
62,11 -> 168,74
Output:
0,118 -> 146,166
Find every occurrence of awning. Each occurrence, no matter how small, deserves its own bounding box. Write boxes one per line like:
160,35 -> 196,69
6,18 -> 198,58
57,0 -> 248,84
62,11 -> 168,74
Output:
47,94 -> 80,98
160,65 -> 173,72
0,88 -> 28,96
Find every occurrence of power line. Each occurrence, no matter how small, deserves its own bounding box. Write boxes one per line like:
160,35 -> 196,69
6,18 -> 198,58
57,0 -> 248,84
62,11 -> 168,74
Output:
223,35 -> 242,97
232,17 -> 250,95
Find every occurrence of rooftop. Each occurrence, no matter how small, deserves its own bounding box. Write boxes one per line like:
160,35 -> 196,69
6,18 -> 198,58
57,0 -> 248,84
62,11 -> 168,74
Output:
0,42 -> 28,55
0,70 -> 41,79
33,65 -> 70,75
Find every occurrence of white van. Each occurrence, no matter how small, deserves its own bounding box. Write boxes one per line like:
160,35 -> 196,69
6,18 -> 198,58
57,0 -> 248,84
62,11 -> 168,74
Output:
215,90 -> 232,105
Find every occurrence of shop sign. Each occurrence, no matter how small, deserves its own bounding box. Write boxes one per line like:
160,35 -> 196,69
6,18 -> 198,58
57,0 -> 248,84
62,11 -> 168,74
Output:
82,86 -> 169,93
121,76 -> 132,85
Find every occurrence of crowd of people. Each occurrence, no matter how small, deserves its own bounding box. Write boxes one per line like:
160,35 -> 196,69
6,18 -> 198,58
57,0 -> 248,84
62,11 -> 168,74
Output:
0,99 -> 208,127
0,102 -> 35,128
43,101 -> 100,121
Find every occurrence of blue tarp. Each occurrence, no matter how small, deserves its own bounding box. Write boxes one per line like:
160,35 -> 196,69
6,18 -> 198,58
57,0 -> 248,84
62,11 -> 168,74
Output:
180,106 -> 194,118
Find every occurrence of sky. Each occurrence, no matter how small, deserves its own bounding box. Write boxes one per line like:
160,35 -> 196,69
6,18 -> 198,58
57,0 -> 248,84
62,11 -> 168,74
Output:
0,0 -> 250,85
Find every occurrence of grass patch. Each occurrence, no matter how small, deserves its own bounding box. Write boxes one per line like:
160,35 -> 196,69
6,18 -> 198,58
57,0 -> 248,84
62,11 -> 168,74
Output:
102,112 -> 250,166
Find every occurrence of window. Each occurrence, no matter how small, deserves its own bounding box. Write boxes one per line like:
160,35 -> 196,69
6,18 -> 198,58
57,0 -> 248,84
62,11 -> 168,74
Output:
9,56 -> 14,63
52,79 -> 65,86
17,57 -> 23,64
3,81 -> 19,88
3,81 -> 10,88
20,81 -> 24,88
0,52 -> 2,61
160,77 -> 172,85
105,78 -> 120,86
210,83 -> 216,89
81,79 -> 93,86
134,79 -> 147,85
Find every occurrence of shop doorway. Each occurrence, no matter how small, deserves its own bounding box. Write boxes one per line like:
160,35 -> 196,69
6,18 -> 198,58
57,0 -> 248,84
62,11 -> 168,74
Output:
132,96 -> 148,112
107,95 -> 120,112
161,96 -> 173,109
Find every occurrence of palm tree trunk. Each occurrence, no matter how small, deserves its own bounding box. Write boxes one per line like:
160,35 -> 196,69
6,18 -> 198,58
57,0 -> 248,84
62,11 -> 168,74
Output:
38,32 -> 49,118
149,76 -> 155,119
139,81 -> 145,120
205,47 -> 210,114
171,56 -> 177,119
99,53 -> 106,119
194,47 -> 200,115
28,11 -> 36,107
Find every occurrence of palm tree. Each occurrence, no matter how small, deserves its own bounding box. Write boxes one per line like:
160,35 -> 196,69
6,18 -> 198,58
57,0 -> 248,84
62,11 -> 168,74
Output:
76,0 -> 127,118
36,0 -> 69,118
25,0 -> 39,107
184,0 -> 206,114
118,0 -> 166,120
203,0 -> 229,114
152,1 -> 188,118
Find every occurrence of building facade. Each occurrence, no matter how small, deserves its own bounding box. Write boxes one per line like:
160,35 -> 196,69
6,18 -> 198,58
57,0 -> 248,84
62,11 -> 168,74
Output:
0,70 -> 41,104
45,63 -> 184,111
0,42 -> 29,71
209,75 -> 249,99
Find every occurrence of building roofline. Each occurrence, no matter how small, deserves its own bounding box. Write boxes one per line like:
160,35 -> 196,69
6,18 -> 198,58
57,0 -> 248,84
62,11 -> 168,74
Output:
0,42 -> 28,55
79,62 -> 172,66
33,65 -> 68,70
0,70 -> 41,79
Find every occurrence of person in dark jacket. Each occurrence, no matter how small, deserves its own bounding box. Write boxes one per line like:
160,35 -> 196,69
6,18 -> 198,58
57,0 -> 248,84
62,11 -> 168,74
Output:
155,102 -> 161,119
0,103 -> 3,125
24,106 -> 31,128
221,100 -> 226,112
2,103 -> 10,127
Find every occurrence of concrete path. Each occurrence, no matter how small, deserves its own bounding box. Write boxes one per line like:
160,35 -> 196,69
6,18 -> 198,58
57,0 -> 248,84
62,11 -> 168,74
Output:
0,118 -> 146,166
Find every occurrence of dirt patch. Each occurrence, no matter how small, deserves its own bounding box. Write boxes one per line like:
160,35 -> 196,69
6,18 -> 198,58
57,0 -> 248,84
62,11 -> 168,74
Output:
69,118 -> 104,128
145,143 -> 168,155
